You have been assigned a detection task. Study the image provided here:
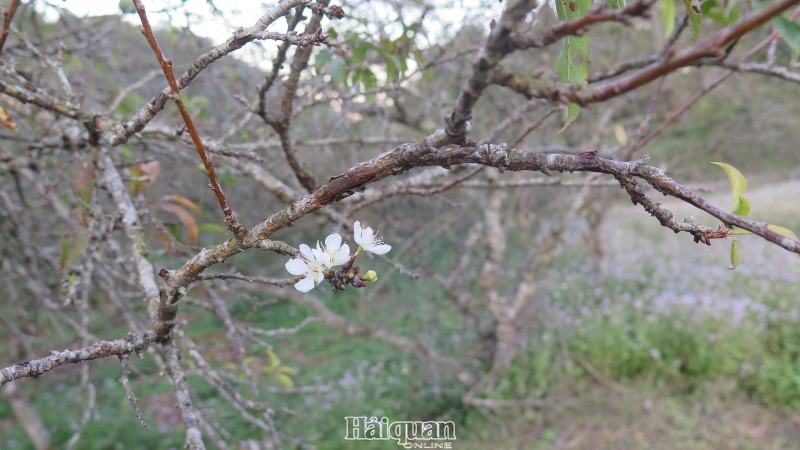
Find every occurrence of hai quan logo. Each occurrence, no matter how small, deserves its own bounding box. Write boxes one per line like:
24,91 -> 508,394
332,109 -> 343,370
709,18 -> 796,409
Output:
344,416 -> 456,448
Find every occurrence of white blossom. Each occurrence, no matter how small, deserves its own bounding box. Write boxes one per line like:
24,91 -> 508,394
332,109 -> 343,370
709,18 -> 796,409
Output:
353,221 -> 391,255
312,233 -> 351,268
285,244 -> 327,292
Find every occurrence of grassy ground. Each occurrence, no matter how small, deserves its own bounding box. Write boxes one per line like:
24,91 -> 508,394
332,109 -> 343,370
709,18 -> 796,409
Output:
459,380 -> 800,450
457,178 -> 800,449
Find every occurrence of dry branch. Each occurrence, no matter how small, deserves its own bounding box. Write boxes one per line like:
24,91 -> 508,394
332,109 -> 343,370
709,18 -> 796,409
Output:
0,331 -> 157,385
0,0 -> 21,58
97,151 -> 161,318
109,0 -> 310,145
133,0 -> 243,235
164,339 -> 206,449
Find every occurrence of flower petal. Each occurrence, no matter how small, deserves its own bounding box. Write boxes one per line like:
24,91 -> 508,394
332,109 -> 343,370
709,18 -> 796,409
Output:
325,233 -> 342,250
294,276 -> 315,292
369,243 -> 392,255
353,221 -> 365,246
285,258 -> 308,275
334,243 -> 351,265
312,247 -> 327,266
299,244 -> 315,260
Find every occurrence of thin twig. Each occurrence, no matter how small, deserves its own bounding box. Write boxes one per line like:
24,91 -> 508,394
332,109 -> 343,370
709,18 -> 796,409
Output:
0,0 -> 20,59
64,383 -> 95,450
623,75 -> 667,160
133,0 -> 243,236
119,354 -> 150,431
106,69 -> 161,114
259,0 -> 329,193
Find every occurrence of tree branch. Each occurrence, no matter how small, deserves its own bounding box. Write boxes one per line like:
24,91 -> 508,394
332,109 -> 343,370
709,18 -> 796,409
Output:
0,331 -> 157,385
164,339 -> 206,449
0,0 -> 20,59
575,0 -> 799,104
445,0 -> 537,142
109,0 -> 310,146
96,151 -> 161,319
133,0 -> 244,235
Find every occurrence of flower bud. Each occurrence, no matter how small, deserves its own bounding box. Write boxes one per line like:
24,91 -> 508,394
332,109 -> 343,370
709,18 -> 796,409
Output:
362,270 -> 378,283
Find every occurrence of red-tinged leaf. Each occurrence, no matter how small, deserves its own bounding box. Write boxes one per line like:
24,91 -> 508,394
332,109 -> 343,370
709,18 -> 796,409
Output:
0,104 -> 18,133
129,160 -> 161,197
157,202 -> 199,244
59,229 -> 89,272
73,207 -> 88,227
161,195 -> 202,216
74,157 -> 96,205
152,225 -> 177,256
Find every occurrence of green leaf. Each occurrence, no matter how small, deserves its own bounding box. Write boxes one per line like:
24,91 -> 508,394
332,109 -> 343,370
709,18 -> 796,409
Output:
767,224 -> 799,241
331,57 -> 347,87
351,68 -> 363,91
184,96 -> 209,119
74,156 -> 96,206
702,0 -> 739,25
118,145 -> 132,160
165,223 -> 182,241
661,0 -> 676,38
424,67 -> 435,85
731,195 -> 750,217
710,162 -> 748,214
386,59 -> 397,85
609,0 -> 625,9
731,224 -> 799,241
726,0 -> 743,16
314,48 -> 333,74
278,366 -> 297,375
361,68 -> 378,92
555,0 -> 591,132
275,373 -> 294,388
773,16 -> 800,62
59,229 -> 89,272
219,172 -> 237,188
683,0 -> 702,42
728,239 -> 738,270
266,349 -> 280,369
351,43 -> 370,65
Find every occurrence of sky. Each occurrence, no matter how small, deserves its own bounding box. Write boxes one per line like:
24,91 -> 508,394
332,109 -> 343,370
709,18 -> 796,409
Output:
41,0 -> 505,70
46,0 -> 505,44
47,0 -> 284,43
